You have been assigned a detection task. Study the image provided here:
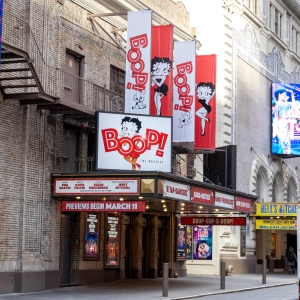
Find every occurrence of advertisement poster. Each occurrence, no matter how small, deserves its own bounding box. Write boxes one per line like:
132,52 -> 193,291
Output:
125,10 -> 152,115
240,226 -> 246,257
194,55 -> 216,150
271,82 -> 300,156
173,40 -> 196,142
84,213 -> 99,259
105,214 -> 120,267
176,218 -> 186,260
186,225 -> 193,260
150,25 -> 173,116
193,225 -> 212,260
96,112 -> 172,172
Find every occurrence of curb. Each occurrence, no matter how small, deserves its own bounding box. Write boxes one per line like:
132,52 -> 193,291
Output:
166,282 -> 296,300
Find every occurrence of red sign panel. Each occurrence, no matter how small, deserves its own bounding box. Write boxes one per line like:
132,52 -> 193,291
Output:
150,25 -> 173,116
235,197 -> 253,213
191,186 -> 214,205
195,55 -> 216,150
181,217 -> 246,226
61,201 -> 146,212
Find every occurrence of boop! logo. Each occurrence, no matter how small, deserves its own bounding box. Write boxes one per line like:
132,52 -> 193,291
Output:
101,128 -> 168,157
174,61 -> 193,112
126,34 -> 149,92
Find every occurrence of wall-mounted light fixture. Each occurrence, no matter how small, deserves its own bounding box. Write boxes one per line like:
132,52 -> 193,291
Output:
75,44 -> 84,50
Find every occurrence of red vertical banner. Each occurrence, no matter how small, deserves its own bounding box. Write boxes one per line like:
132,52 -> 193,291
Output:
150,25 -> 173,116
195,55 -> 217,149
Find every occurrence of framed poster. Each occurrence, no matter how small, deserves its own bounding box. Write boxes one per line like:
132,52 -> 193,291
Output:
193,225 -> 212,260
84,213 -> 100,260
186,225 -> 193,260
240,226 -> 246,257
105,213 -> 120,267
176,218 -> 186,261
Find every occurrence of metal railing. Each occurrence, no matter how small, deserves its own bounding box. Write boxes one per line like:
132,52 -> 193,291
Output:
2,10 -> 124,113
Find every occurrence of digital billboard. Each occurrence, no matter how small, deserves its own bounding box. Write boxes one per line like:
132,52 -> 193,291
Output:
271,82 -> 300,156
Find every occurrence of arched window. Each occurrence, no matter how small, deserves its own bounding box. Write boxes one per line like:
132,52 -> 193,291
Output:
287,178 -> 297,202
256,168 -> 268,202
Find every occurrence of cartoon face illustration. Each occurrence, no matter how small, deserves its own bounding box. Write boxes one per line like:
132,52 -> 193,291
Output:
132,90 -> 146,109
178,111 -> 192,128
196,84 -> 215,102
119,116 -> 142,138
151,57 -> 172,87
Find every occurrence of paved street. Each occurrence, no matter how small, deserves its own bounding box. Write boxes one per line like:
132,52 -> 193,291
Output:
0,273 -> 297,300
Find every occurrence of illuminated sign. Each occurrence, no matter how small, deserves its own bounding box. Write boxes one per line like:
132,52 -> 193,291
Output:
61,201 -> 146,212
256,219 -> 296,230
256,203 -> 297,216
181,217 -> 246,226
53,178 -> 139,195
96,112 -> 172,172
271,82 -> 300,156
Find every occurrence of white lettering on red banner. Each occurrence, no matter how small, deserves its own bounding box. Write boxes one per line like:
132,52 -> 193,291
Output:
214,192 -> 234,209
191,186 -> 214,204
96,112 -> 172,172
163,180 -> 190,201
125,10 -> 152,115
181,217 -> 246,226
61,201 -> 146,212
235,197 -> 253,212
53,178 -> 139,195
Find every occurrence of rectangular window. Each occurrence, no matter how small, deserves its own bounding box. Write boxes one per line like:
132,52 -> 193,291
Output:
274,8 -> 282,37
110,65 -> 125,96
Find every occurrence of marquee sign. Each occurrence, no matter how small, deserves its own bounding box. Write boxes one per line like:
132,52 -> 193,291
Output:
235,197 -> 253,213
190,186 -> 214,205
61,201 -> 146,212
163,180 -> 190,201
53,178 -> 139,195
214,192 -> 234,209
256,219 -> 296,230
256,203 -> 297,216
181,217 -> 246,226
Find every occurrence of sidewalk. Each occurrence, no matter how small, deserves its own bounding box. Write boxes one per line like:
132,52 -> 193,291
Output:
0,273 -> 297,300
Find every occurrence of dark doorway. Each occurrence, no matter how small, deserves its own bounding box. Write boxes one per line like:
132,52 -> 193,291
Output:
286,233 -> 297,254
157,217 -> 164,277
142,216 -> 148,278
65,52 -> 81,103
62,126 -> 79,172
124,215 -> 132,278
60,214 -> 72,285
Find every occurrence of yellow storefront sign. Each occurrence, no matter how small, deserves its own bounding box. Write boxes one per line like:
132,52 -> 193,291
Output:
256,219 -> 296,230
255,203 -> 297,216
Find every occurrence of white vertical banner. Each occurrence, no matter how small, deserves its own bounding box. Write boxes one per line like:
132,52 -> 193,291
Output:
172,40 -> 196,142
125,10 -> 152,115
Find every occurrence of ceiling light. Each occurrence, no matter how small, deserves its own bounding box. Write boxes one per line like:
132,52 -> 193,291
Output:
138,196 -> 143,199
120,197 -> 124,201
199,206 -> 203,209
197,211 -> 201,213
161,200 -> 166,203
215,209 -> 219,212
181,203 -> 185,206
76,196 -> 81,199
146,205 -> 149,209
164,208 -> 167,212
163,204 -> 166,207
180,211 -> 184,214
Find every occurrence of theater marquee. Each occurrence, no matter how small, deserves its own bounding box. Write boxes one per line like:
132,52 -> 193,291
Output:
53,178 -> 139,195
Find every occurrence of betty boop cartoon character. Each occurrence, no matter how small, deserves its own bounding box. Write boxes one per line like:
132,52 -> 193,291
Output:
151,56 -> 172,115
132,90 -> 146,110
120,116 -> 142,170
195,82 -> 215,136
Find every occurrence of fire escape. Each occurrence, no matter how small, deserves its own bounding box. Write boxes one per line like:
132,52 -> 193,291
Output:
0,11 -> 124,116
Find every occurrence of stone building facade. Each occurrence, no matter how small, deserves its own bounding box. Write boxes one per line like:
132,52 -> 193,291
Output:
186,0 -> 300,274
